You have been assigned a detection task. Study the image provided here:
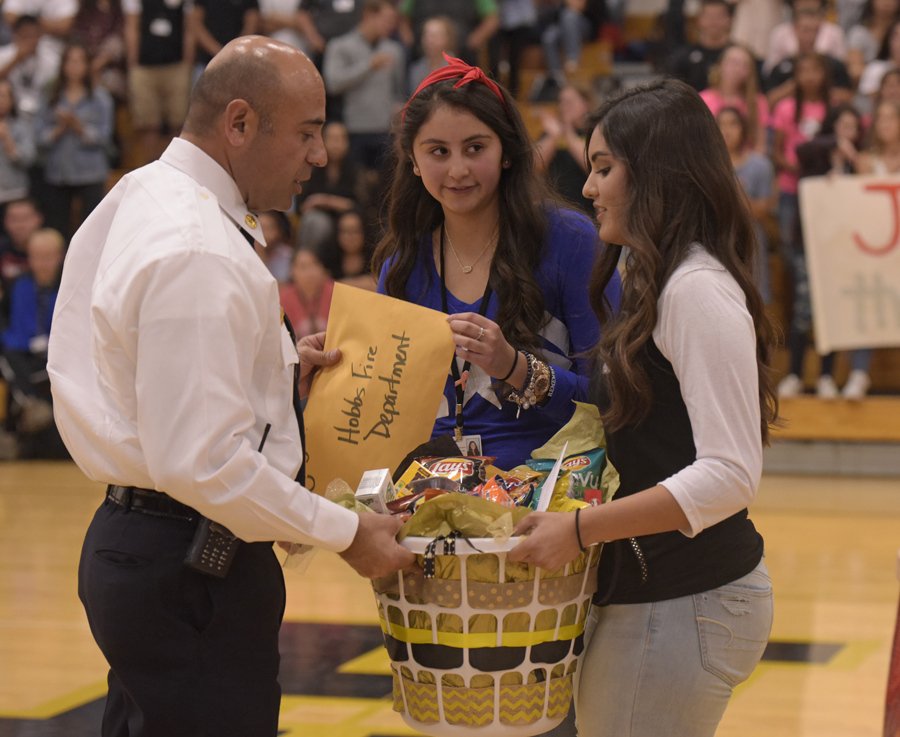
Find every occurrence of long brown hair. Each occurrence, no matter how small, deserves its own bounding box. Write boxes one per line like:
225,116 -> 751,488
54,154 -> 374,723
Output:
49,43 -> 95,106
586,78 -> 778,443
373,76 -> 562,353
707,44 -> 760,148
867,99 -> 900,154
793,51 -> 831,124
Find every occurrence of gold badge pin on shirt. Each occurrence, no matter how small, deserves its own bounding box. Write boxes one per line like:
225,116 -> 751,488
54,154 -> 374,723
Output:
280,307 -> 285,325
245,213 -> 258,229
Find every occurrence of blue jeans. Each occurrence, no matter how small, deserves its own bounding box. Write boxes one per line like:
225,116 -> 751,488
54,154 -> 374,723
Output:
777,191 -> 799,264
541,8 -> 591,78
851,348 -> 874,372
574,558 -> 774,736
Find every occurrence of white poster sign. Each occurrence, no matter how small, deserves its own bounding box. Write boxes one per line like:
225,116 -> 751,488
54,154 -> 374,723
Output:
798,175 -> 900,353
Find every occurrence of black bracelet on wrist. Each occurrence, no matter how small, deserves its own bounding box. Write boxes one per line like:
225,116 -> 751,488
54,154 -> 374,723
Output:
499,350 -> 519,383
575,507 -> 586,552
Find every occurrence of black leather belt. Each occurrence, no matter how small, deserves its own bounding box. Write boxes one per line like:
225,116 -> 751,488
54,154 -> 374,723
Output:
106,485 -> 200,522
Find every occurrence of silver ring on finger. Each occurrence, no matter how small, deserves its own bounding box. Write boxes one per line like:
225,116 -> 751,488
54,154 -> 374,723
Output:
476,327 -> 485,341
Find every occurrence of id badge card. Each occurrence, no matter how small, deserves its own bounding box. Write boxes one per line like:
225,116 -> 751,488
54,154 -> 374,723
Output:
456,434 -> 483,457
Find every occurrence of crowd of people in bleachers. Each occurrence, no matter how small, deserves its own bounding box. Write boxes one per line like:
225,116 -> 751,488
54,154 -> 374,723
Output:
0,0 -> 895,459
663,0 -> 897,401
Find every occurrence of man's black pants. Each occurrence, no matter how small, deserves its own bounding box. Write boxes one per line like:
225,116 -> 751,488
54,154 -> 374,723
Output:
78,499 -> 286,736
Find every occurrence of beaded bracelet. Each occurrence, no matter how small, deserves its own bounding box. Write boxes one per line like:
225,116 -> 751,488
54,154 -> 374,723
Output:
507,352 -> 549,418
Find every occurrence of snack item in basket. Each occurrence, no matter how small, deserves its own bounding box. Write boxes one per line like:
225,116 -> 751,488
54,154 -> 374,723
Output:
528,448 -> 606,504
584,488 -> 603,505
391,432 -> 462,483
498,465 -> 542,507
547,493 -> 589,513
504,465 -> 542,489
509,481 -> 536,508
394,461 -> 436,497
355,468 -> 395,513
406,475 -> 462,496
471,475 -> 515,507
419,456 -> 495,491
386,488 -> 450,515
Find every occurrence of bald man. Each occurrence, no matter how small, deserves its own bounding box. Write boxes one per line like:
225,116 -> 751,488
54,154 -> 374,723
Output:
47,37 -> 415,736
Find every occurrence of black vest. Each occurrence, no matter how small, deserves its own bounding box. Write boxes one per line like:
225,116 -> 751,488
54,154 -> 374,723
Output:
590,339 -> 764,605
139,0 -> 186,67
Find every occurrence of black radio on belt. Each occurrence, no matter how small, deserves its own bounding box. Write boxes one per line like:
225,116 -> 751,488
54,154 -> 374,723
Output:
183,422 -> 272,578
184,518 -> 239,578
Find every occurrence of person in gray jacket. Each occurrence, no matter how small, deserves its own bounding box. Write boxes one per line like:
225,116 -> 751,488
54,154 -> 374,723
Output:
322,0 -> 404,172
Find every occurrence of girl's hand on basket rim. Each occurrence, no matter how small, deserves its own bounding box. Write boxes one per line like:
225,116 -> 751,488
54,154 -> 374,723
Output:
447,313 -> 517,380
507,512 -> 584,572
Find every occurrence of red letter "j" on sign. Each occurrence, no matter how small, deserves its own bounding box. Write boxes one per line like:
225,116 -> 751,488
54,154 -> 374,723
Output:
853,183 -> 900,256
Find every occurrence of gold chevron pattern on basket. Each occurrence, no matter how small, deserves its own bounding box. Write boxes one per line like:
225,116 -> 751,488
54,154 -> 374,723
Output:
442,684 -> 495,726
546,675 -> 573,719
401,676 -> 440,724
498,682 -> 546,726
535,566 -> 599,606
391,668 -> 405,713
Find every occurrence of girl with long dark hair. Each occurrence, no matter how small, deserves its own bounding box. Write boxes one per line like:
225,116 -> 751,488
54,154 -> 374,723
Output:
701,44 -> 770,152
509,78 -> 776,735
36,43 -> 114,239
373,55 -> 622,469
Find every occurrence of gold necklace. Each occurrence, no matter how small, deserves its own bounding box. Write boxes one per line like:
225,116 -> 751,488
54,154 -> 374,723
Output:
444,226 -> 498,274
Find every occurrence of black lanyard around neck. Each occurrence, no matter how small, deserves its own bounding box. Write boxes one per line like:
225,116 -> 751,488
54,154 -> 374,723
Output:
439,223 -> 493,440
237,222 -> 306,484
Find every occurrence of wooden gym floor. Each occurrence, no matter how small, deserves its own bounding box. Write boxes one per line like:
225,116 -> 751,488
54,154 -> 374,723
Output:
0,460 -> 898,737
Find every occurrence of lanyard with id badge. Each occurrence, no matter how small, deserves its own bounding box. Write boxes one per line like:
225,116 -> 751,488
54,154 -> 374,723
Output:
439,225 -> 491,457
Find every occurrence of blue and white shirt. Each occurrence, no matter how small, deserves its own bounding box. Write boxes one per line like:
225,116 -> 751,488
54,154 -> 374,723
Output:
378,206 -> 622,470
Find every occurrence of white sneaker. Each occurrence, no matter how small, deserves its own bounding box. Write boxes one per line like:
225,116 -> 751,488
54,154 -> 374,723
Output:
842,369 -> 871,400
777,373 -> 803,398
816,375 -> 839,399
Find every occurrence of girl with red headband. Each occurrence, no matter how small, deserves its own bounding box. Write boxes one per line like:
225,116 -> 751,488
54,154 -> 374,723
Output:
373,56 -> 622,469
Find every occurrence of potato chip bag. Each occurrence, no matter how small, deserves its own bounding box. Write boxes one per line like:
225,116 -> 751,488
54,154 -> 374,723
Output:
527,448 -> 606,503
418,456 -> 495,490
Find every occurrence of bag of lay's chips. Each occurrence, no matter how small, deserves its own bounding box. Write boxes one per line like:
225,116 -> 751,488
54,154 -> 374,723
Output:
418,456 -> 494,491
527,448 -> 606,504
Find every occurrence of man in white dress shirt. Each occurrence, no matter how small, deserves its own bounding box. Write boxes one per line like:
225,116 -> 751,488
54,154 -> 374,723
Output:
47,36 -> 414,736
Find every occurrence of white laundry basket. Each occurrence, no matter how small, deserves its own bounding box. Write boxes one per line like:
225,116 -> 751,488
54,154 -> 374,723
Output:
371,535 -> 600,737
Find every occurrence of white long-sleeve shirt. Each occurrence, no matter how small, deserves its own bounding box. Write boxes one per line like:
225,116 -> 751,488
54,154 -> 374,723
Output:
48,137 -> 359,552
653,246 -> 764,538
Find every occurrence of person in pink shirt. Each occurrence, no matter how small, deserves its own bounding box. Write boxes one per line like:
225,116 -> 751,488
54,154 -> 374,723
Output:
701,44 -> 770,151
279,247 -> 335,339
771,52 -> 829,352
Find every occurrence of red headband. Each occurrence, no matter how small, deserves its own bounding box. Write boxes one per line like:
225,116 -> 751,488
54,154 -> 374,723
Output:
401,53 -> 511,122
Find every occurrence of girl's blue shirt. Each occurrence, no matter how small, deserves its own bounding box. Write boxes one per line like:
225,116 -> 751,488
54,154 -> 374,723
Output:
377,206 -> 622,470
